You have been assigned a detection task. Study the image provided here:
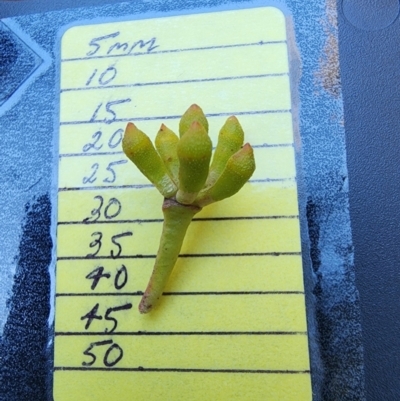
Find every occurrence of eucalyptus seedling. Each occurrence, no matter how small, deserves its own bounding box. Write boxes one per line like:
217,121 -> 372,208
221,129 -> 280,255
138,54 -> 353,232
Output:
122,104 -> 256,313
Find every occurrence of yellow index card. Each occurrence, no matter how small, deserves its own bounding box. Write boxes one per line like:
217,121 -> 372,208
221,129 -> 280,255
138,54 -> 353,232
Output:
54,7 -> 312,401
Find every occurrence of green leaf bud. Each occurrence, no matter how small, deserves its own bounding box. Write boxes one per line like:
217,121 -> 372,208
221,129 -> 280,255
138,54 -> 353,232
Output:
206,116 -> 244,187
155,124 -> 180,185
179,104 -> 209,137
176,121 -> 212,204
196,143 -> 255,207
123,106 -> 257,314
123,122 -> 177,198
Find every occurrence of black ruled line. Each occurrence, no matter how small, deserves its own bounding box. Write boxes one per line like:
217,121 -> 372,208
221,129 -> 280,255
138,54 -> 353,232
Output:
55,330 -> 307,336
61,151 -> 123,157
55,291 -> 304,297
59,218 -> 164,225
58,143 -> 293,159
61,40 -> 286,62
54,366 -> 309,374
57,177 -> 295,192
56,252 -> 301,261
57,215 -> 299,225
59,109 -> 291,126
61,73 -> 288,93
163,252 -> 298,257
58,184 -> 153,192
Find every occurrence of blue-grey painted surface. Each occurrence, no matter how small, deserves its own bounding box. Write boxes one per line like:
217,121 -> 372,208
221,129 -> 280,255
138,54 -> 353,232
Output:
0,1 -> 364,400
339,0 -> 400,399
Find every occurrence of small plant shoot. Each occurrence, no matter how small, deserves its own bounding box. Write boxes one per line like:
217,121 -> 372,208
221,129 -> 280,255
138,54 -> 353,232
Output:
122,104 -> 256,313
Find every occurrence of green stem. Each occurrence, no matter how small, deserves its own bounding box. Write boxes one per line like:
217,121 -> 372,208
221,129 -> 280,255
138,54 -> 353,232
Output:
138,198 -> 201,313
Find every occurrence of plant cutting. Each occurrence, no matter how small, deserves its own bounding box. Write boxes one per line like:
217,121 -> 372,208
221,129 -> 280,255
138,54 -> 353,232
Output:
122,104 -> 256,313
